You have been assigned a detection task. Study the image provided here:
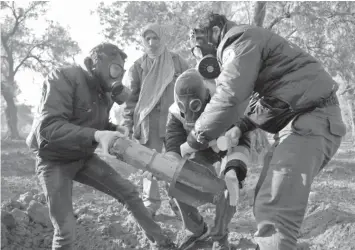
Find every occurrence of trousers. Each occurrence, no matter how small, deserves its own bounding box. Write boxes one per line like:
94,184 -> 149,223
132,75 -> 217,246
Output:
253,105 -> 346,249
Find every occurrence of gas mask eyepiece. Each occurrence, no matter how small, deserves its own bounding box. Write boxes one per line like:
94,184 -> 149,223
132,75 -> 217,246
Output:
178,98 -> 203,114
109,63 -> 125,79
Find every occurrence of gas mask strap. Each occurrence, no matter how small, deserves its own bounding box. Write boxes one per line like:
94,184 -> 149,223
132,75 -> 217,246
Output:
219,22 -> 228,44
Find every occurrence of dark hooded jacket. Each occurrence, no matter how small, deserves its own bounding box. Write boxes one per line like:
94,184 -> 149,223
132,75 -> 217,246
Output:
190,22 -> 339,148
26,66 -> 116,162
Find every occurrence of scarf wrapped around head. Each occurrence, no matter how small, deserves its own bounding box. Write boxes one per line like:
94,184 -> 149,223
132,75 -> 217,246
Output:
133,23 -> 175,144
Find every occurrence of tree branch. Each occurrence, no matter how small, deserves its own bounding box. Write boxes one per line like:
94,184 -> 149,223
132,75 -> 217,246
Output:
2,2 -> 44,41
13,42 -> 44,75
267,11 -> 301,30
3,2 -> 21,41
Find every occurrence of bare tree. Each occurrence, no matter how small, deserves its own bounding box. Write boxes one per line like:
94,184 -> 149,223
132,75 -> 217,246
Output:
1,2 -> 80,139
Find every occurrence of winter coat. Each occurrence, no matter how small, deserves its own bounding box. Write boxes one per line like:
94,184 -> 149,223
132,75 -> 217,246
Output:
26,66 -> 116,162
194,22 -> 339,145
121,52 -> 189,140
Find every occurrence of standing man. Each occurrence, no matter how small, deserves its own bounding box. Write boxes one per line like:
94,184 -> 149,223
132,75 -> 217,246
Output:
122,23 -> 189,217
26,43 -> 176,250
183,13 -> 346,250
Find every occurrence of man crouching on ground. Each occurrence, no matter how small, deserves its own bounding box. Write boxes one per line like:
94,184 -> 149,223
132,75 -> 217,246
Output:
164,69 -> 251,250
26,43 -> 176,250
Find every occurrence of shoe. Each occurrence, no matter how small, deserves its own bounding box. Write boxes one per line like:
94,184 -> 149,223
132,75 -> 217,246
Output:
178,223 -> 210,250
212,236 -> 231,250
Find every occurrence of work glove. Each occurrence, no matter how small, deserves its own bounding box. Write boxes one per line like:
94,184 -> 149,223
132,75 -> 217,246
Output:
224,126 -> 242,148
180,142 -> 197,158
224,169 -> 240,206
94,130 -> 128,158
223,157 -> 248,206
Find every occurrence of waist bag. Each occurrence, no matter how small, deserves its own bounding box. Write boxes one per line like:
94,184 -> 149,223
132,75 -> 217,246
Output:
245,91 -> 339,134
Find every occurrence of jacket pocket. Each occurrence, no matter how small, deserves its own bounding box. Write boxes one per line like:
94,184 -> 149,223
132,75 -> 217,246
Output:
73,106 -> 92,120
291,111 -> 346,139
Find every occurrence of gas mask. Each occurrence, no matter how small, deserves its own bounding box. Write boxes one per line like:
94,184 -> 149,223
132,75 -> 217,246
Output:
190,28 -> 221,80
177,94 -> 205,128
174,69 -> 210,128
108,63 -> 131,105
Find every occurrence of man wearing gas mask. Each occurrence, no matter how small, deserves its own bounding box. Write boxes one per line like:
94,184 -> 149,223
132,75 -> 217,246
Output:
182,13 -> 346,250
165,69 -> 251,250
26,43 -> 176,250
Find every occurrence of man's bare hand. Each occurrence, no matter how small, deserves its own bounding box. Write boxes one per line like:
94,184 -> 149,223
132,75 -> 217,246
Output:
180,142 -> 197,158
94,130 -> 127,158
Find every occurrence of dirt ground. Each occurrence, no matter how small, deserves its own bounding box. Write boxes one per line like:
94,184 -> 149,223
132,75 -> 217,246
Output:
1,139 -> 355,250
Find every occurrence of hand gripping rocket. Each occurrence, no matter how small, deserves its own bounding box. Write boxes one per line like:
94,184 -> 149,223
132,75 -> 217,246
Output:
209,136 -> 250,206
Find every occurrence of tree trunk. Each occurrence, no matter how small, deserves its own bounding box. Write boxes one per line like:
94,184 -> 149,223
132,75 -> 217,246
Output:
1,84 -> 21,140
253,1 -> 267,27
347,99 -> 355,143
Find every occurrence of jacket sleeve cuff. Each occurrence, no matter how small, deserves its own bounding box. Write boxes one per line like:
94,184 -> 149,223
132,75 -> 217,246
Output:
82,128 -> 98,147
106,122 -> 117,131
238,116 -> 257,134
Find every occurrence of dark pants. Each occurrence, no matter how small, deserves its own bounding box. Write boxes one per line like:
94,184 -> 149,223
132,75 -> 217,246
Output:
253,105 -> 346,250
176,149 -> 237,241
36,154 -> 167,250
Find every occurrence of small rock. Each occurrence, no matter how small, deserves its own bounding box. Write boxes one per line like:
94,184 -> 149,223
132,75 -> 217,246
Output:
308,191 -> 317,203
1,210 -> 16,229
97,214 -> 105,223
17,192 -> 34,205
77,214 -> 94,224
74,205 -> 89,216
11,208 -> 29,224
27,201 -> 51,227
106,205 -> 114,214
33,193 -> 46,204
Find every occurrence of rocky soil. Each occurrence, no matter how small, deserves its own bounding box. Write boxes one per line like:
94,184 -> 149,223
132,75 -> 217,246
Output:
1,140 -> 355,250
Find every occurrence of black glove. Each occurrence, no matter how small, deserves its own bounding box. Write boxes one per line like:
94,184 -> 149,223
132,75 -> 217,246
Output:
223,159 -> 247,189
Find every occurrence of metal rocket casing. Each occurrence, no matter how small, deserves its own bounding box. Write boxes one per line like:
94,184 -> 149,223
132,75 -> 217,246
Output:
109,138 -> 226,207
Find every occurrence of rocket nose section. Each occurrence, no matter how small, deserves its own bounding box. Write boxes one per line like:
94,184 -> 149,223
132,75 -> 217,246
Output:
168,159 -> 226,207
